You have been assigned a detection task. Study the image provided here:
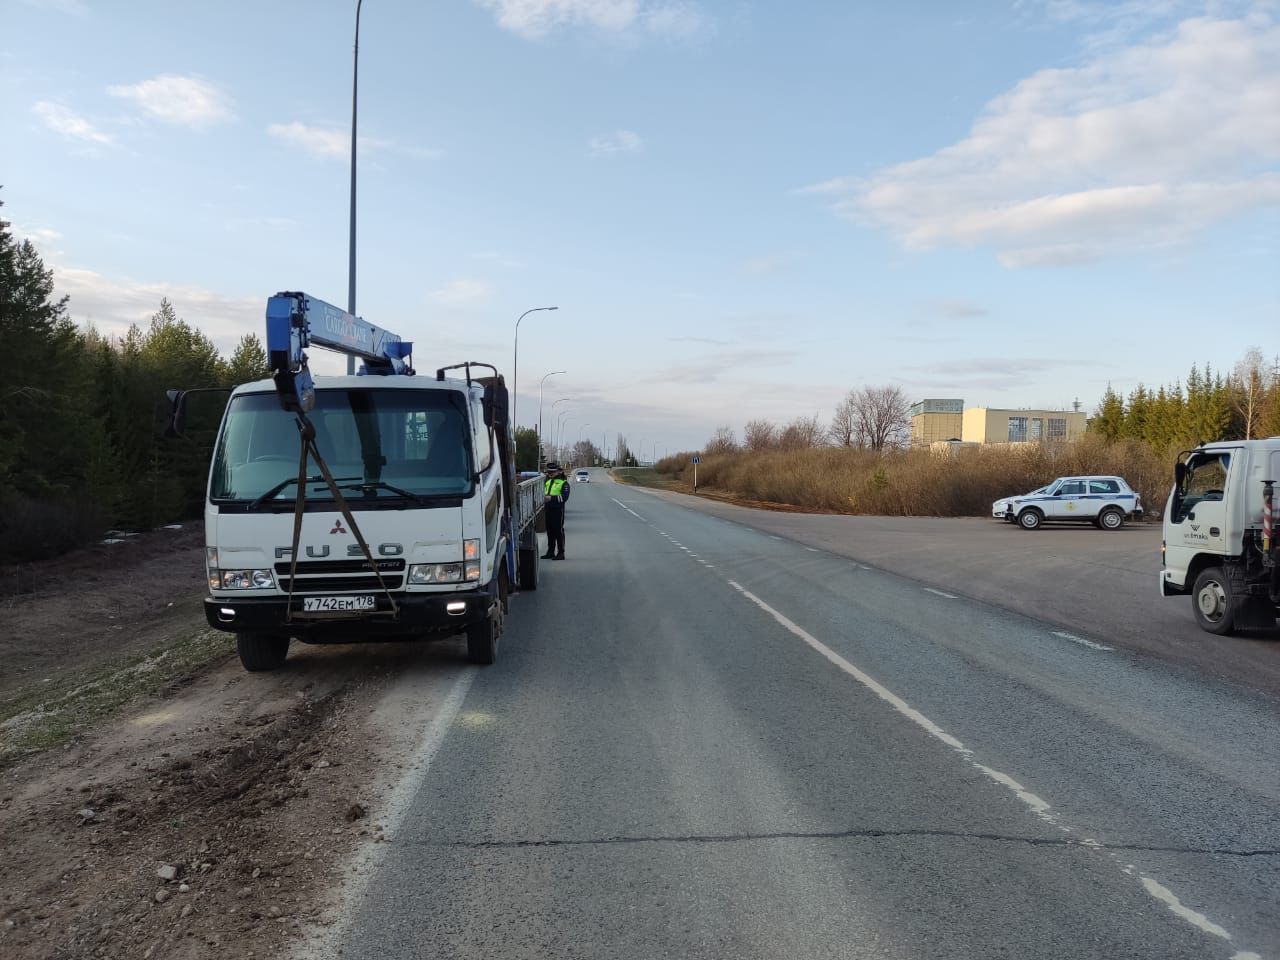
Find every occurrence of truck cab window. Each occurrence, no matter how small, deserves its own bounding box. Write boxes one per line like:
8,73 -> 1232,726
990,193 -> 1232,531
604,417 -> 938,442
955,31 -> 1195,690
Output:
1175,453 -> 1230,521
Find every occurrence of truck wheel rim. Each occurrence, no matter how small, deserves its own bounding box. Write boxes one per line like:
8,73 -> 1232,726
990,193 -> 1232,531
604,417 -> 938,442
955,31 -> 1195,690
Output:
1196,580 -> 1226,621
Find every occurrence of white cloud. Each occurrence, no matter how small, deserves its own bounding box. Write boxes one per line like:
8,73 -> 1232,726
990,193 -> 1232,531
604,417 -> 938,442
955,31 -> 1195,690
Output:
32,101 -> 112,144
741,252 -> 797,276
589,129 -> 643,156
107,74 -> 235,127
430,279 -> 494,306
266,122 -> 434,161
475,0 -> 706,39
58,264 -> 258,352
807,12 -> 1280,266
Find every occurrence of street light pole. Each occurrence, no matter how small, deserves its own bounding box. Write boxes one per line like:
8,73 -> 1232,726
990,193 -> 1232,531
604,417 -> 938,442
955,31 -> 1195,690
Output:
345,0 -> 365,375
556,412 -> 574,459
512,306 -> 559,432
537,370 -> 566,467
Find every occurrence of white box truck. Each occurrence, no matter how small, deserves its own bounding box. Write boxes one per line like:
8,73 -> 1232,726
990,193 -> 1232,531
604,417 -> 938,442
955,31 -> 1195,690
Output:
1160,439 -> 1280,635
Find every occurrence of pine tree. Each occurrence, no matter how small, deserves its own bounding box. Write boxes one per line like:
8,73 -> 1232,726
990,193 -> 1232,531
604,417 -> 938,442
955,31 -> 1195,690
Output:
1091,385 -> 1126,439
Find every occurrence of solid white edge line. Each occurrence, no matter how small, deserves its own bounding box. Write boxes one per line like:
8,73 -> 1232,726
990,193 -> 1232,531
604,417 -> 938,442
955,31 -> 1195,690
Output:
923,587 -> 958,599
297,669 -> 476,959
725,578 -> 1254,953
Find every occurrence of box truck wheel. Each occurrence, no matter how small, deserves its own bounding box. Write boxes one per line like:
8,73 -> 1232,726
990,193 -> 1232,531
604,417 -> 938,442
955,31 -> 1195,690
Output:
237,633 -> 290,671
1191,567 -> 1236,636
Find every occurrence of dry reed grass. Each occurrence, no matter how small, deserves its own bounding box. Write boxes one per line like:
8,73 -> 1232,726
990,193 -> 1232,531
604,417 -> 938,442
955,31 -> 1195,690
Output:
656,436 -> 1172,517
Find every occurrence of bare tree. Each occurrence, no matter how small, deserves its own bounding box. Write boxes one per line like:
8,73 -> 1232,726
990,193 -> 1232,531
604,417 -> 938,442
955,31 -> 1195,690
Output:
829,393 -> 859,447
850,385 -> 910,451
1233,346 -> 1266,440
704,426 -> 738,456
743,419 -> 778,452
778,414 -> 826,450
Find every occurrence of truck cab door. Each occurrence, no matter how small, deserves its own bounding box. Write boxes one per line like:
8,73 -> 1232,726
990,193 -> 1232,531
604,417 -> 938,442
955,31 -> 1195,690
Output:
1169,451 -> 1234,556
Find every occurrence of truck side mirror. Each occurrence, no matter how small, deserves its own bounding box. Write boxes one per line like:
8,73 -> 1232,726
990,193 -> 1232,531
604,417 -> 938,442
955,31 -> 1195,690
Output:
483,382 -> 509,429
1174,462 -> 1186,489
165,389 -> 187,438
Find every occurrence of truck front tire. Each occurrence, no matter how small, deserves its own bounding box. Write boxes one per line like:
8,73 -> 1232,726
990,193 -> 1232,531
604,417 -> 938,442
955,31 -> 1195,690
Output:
1191,567 -> 1236,636
237,633 -> 290,671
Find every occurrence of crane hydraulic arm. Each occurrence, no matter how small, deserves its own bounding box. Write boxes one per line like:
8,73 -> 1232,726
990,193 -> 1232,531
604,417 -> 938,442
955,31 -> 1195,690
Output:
266,290 -> 414,413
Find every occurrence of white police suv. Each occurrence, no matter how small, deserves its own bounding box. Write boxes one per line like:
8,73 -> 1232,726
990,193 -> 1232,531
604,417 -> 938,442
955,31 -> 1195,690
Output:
994,476 -> 1143,531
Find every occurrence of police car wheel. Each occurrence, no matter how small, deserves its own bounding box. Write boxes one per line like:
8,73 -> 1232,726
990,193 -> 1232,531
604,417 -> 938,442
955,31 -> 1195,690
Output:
1098,508 -> 1124,530
1017,508 -> 1043,530
1191,567 -> 1235,636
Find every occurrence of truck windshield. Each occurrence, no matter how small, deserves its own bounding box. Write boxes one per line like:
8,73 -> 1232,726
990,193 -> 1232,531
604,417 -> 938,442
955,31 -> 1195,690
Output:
211,389 -> 472,504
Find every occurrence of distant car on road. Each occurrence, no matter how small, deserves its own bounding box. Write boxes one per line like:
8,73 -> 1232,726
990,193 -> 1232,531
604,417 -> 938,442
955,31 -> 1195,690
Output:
995,476 -> 1143,531
575,469 -> 590,483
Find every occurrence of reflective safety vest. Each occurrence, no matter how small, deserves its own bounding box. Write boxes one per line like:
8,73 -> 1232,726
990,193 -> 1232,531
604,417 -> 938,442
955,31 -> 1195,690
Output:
545,477 -> 566,499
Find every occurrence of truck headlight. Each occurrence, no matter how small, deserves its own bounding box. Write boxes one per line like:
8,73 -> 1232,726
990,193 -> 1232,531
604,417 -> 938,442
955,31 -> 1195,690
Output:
216,569 -> 276,590
409,562 -> 464,584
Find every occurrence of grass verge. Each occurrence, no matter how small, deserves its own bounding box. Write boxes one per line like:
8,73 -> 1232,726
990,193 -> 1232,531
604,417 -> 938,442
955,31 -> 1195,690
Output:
0,629 -> 233,768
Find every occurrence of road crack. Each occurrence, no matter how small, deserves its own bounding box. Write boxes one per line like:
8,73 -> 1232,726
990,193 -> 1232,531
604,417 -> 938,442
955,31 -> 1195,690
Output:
409,827 -> 1280,857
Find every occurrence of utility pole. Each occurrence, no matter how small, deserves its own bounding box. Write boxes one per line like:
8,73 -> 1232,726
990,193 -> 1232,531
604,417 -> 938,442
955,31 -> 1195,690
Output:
346,0 -> 364,376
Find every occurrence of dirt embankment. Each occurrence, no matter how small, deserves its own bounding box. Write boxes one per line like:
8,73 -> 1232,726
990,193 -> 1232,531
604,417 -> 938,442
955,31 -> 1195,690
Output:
2,525 -> 207,702
0,524 -> 471,959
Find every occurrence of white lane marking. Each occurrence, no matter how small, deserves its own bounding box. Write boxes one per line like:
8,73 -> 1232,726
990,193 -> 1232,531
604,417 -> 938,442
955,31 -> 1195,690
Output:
856,564 -> 872,570
805,547 -> 819,553
610,497 -> 645,520
1140,878 -> 1231,941
924,587 -> 958,599
769,535 -> 783,541
1052,630 -> 1114,652
302,669 -> 475,958
725,579 -> 1255,951
728,581 -> 968,755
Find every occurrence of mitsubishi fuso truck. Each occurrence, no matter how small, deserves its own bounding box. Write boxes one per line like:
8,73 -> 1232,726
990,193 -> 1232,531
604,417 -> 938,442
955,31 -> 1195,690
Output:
170,291 -> 543,671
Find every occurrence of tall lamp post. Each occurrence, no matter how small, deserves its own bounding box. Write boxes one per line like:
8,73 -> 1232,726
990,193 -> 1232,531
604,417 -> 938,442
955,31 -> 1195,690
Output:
549,398 -> 573,453
512,306 -> 559,431
346,0 -> 365,375
537,371 -> 566,466
556,412 -> 574,460
576,423 -> 591,463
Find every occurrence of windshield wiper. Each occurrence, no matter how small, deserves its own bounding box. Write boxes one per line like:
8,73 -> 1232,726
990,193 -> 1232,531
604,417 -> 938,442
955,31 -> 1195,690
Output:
246,475 -> 361,510
335,480 -> 433,505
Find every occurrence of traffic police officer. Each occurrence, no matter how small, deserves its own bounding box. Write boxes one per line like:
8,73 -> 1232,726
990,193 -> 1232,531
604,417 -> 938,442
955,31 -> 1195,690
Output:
542,461 -> 570,560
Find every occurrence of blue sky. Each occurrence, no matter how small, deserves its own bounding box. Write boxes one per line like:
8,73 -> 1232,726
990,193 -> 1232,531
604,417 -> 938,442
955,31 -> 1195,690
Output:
4,0 -> 1278,456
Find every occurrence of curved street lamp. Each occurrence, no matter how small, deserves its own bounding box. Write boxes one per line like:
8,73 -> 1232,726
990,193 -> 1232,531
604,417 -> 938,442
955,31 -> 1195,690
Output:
537,371 -> 566,466
512,306 -> 559,430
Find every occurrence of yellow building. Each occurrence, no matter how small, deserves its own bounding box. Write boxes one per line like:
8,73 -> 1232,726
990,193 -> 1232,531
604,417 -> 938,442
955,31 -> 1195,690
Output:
961,407 -> 1087,444
909,399 -> 964,445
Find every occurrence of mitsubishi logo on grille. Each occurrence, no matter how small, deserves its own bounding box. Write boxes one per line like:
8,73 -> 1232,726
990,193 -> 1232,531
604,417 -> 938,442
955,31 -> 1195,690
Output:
330,518 -> 348,535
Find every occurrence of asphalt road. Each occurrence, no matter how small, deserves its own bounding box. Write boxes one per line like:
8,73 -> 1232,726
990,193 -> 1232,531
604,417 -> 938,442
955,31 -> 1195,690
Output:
630,487 -> 1280,696
335,469 -> 1280,960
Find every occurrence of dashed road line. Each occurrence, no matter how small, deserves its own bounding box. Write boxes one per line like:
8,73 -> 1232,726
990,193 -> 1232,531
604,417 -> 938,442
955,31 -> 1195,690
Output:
724,578 -> 1257,956
923,587 -> 958,599
1052,631 -> 1114,652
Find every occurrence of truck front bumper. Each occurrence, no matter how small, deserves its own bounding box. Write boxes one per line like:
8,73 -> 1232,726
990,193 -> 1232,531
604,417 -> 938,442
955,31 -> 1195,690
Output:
204,588 -> 494,639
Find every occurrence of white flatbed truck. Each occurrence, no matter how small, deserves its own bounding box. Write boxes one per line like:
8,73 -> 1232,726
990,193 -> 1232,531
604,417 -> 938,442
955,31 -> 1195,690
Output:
170,291 -> 543,670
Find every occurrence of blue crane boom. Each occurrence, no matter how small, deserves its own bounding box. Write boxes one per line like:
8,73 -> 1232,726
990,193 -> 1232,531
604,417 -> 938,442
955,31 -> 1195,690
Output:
265,290 -> 414,412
